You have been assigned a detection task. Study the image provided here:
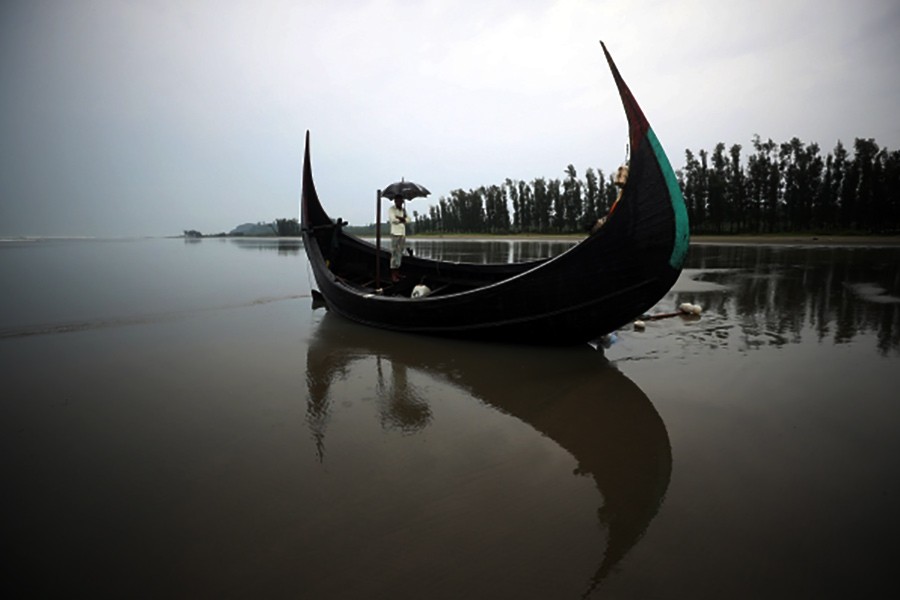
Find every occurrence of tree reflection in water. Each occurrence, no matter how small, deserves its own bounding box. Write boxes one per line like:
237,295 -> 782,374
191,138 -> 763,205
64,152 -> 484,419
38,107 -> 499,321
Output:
669,244 -> 900,355
305,315 -> 671,595
408,239 -> 574,264
227,237 -> 303,256
405,241 -> 900,354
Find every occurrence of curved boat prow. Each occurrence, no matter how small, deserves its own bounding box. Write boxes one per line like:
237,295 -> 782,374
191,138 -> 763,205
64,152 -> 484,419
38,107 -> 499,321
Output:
600,41 -> 690,270
600,41 -> 650,154
301,130 -> 330,229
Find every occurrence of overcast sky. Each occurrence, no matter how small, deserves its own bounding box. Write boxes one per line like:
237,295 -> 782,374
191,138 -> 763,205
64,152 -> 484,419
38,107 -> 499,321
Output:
2,0 -> 899,237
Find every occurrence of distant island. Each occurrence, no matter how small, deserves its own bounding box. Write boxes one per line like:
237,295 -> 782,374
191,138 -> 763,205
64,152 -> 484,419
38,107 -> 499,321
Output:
183,218 -> 295,238
182,218 -> 387,238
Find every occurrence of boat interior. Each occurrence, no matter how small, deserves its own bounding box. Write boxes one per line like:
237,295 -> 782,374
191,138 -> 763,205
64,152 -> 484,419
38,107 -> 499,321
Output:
307,221 -> 547,299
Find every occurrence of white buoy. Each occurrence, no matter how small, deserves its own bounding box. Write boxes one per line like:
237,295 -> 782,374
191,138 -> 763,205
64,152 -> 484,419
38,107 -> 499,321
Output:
679,302 -> 703,316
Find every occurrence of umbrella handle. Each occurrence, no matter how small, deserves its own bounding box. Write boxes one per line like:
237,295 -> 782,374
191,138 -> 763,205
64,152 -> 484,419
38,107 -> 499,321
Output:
375,189 -> 382,289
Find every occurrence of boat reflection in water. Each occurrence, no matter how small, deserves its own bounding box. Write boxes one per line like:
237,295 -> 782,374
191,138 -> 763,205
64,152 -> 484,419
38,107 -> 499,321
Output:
305,314 -> 671,595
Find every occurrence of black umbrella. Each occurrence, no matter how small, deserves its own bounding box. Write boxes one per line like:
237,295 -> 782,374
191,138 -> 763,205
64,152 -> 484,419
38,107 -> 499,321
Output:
381,179 -> 430,201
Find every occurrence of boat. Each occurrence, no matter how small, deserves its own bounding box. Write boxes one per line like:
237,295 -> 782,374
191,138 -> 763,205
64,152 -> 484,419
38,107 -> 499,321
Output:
301,43 -> 689,345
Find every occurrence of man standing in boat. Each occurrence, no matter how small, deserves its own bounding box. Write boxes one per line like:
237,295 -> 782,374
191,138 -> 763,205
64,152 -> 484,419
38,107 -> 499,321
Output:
388,197 -> 408,282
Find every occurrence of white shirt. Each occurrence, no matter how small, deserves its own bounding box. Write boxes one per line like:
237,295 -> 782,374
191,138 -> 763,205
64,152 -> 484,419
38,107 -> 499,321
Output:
388,205 -> 407,236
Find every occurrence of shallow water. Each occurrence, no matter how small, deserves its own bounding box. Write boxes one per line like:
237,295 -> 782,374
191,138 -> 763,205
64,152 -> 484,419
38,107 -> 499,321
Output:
2,237 -> 898,598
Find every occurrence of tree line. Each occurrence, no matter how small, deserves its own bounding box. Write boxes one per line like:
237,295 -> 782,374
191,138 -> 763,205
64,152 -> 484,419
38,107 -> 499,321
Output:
411,136 -> 899,235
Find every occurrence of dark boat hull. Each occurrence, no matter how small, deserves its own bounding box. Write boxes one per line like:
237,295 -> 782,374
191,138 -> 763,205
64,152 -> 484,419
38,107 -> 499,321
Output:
301,44 -> 688,346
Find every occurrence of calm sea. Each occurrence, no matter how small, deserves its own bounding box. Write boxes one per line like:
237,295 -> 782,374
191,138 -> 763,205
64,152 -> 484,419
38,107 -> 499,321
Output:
2,236 -> 899,598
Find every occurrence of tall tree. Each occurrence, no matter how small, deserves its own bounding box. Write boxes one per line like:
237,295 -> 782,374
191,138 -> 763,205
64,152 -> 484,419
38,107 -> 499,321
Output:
563,164 -> 582,232
706,144 -> 728,233
815,153 -> 837,231
483,184 -> 509,233
548,179 -> 563,232
780,138 -> 823,232
853,138 -> 879,231
727,144 -> 746,233
682,150 -> 706,231
532,178 -> 549,233
830,141 -> 848,226
583,168 -> 599,228
505,178 -> 521,233
518,180 -> 534,233
883,149 -> 900,231
838,141 -> 859,229
748,137 -> 782,232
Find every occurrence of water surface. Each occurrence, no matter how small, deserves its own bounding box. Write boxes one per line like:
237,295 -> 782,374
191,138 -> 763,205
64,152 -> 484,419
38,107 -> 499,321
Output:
2,237 -> 898,598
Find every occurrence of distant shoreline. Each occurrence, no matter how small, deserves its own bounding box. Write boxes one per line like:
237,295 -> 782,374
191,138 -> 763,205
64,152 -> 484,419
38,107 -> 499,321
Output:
404,233 -> 900,246
173,232 -> 900,246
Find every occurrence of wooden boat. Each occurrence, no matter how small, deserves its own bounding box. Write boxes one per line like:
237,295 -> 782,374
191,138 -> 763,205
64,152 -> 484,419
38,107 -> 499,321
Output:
301,43 -> 689,345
